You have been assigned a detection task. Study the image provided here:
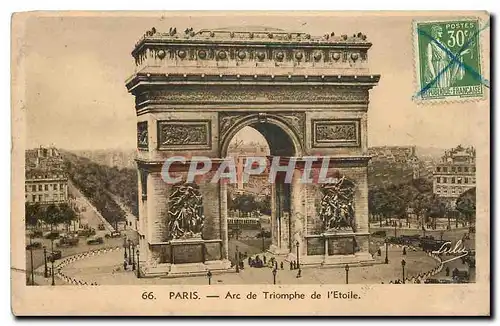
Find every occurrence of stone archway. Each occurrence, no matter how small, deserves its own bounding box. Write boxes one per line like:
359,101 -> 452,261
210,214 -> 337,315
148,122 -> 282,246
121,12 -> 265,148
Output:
126,26 -> 380,277
219,114 -> 304,259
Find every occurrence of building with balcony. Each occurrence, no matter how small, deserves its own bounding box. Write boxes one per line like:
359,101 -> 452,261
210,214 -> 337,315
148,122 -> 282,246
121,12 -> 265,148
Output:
433,145 -> 476,208
25,146 -> 69,205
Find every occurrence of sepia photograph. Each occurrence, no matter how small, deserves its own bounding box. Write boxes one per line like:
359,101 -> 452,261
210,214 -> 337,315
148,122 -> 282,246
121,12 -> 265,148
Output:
11,11 -> 490,316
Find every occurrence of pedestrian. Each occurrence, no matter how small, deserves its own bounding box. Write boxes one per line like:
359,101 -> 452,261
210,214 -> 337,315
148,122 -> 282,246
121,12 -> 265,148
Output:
290,261 -> 293,270
263,256 -> 267,265
377,248 -> 381,256
280,261 -> 284,270
123,260 -> 127,271
296,269 -> 302,278
248,256 -> 251,266
402,247 -> 407,255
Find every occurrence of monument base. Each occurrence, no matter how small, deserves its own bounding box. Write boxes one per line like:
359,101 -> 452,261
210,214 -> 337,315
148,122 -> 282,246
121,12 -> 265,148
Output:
141,238 -> 232,277
268,244 -> 291,256
141,259 -> 233,278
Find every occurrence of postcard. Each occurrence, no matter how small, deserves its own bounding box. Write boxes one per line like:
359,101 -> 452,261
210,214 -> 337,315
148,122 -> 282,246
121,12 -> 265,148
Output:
11,11 -> 490,316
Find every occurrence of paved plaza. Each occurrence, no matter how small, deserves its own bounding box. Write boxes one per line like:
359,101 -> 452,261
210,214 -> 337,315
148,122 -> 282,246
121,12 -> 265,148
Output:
52,245 -> 440,285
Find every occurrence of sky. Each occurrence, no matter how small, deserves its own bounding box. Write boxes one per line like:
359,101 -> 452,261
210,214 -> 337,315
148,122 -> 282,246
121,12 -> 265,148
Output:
21,12 -> 489,150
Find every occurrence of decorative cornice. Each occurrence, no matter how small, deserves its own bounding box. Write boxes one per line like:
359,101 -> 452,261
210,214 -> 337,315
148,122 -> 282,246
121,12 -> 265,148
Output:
130,27 -> 375,74
126,73 -> 380,92
135,155 -> 372,172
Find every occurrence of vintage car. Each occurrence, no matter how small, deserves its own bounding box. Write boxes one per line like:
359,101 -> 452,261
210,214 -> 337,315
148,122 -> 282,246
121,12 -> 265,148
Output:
77,228 -> 96,237
371,230 -> 387,238
27,230 -> 43,238
43,231 -> 60,239
98,223 -> 106,231
86,235 -> 104,245
104,231 -> 122,239
419,238 -> 446,252
26,241 -> 42,250
399,234 -> 421,246
55,236 -> 80,248
48,250 -> 62,262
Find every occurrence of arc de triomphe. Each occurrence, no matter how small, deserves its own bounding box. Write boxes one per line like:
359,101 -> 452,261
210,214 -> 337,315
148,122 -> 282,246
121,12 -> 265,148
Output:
126,27 -> 380,277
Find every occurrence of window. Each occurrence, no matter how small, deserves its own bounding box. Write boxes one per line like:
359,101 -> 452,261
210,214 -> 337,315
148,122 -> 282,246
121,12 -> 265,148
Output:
60,194 -> 65,200
473,167 -> 476,172
437,167 -> 441,172
32,185 -> 36,192
457,178 -> 462,184
60,183 -> 64,189
44,184 -> 48,191
452,188 -> 456,194
443,177 -> 447,183
53,184 -> 58,190
436,189 -> 441,194
32,195 -> 36,202
451,177 -> 455,184
436,177 -> 441,183
464,167 -> 469,173
38,185 -> 42,191
443,167 -> 448,172
465,177 -> 469,184
44,194 -> 49,200
452,167 -> 456,172
38,195 -> 42,201
443,189 -> 448,194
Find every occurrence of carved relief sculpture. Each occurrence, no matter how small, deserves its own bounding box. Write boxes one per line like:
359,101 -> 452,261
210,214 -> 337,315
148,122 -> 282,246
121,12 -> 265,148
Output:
168,183 -> 205,239
313,120 -> 360,147
137,121 -> 148,149
157,120 -> 211,149
319,176 -> 356,232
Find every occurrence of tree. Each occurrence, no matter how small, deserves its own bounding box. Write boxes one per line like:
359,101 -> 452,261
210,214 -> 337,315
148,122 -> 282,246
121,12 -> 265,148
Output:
25,202 -> 41,230
258,195 -> 271,216
58,203 -> 77,232
456,187 -> 476,226
233,193 -> 257,215
42,203 -> 61,231
428,196 -> 447,228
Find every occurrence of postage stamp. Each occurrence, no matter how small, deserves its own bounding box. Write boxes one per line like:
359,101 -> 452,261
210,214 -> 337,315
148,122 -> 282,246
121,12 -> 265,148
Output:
413,18 -> 486,102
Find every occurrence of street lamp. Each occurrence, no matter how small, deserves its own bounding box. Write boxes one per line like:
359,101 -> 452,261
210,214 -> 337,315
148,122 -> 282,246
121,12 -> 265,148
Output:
51,256 -> 55,286
401,259 -> 406,284
261,227 -> 265,252
28,235 -> 35,285
384,238 -> 389,264
235,245 -> 240,273
295,241 -> 300,268
123,236 -> 128,259
345,264 -> 350,284
272,268 -> 277,285
43,246 -> 48,278
207,270 -> 212,285
132,243 -> 136,271
128,240 -> 132,265
394,222 -> 397,237
136,249 -> 140,278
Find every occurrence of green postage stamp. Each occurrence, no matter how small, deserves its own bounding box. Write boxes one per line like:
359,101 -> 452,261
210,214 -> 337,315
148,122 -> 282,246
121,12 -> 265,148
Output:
413,19 -> 485,102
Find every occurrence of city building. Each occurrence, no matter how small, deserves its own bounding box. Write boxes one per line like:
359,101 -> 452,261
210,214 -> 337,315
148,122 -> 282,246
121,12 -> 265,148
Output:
433,145 -> 476,208
25,146 -> 69,205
